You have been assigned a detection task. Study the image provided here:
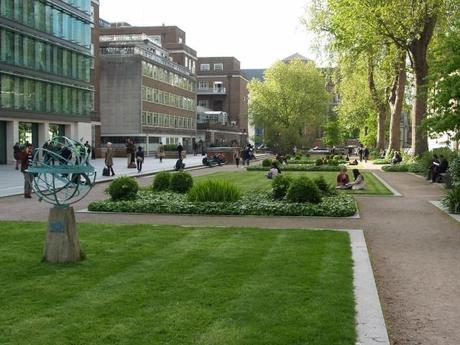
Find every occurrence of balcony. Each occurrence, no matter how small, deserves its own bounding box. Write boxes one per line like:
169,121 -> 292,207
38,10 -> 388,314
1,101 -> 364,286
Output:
197,87 -> 227,95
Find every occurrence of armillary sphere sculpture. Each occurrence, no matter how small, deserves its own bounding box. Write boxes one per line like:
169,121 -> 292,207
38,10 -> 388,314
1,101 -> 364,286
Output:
28,137 -> 96,263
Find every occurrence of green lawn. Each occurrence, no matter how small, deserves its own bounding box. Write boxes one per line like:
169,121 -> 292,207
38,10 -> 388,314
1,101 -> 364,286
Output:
0,222 -> 355,345
195,171 -> 392,195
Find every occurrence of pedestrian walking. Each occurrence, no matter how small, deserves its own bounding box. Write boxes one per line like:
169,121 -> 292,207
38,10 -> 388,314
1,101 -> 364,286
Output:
136,146 -> 144,172
177,142 -> 184,160
19,144 -> 33,198
105,142 -> 115,176
363,147 -> 370,163
157,142 -> 165,163
13,142 -> 21,170
233,147 -> 240,168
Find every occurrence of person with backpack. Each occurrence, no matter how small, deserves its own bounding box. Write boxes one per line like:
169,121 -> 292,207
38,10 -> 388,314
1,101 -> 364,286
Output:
177,142 -> 184,160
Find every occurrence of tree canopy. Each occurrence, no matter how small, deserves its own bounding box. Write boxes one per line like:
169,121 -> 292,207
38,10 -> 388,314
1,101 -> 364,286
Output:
248,59 -> 330,153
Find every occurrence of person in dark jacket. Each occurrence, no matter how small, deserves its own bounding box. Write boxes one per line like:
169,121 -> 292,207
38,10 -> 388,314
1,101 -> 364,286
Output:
363,147 -> 370,163
432,155 -> 449,183
19,144 -> 33,198
13,142 -> 21,170
427,154 -> 440,181
136,146 -> 144,172
177,143 -> 184,160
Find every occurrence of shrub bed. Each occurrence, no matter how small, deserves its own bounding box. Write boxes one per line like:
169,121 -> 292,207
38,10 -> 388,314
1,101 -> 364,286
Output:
153,171 -> 172,191
170,171 -> 193,193
286,176 -> 322,204
247,165 -> 341,172
382,163 -> 425,173
88,191 -> 357,217
372,159 -> 391,165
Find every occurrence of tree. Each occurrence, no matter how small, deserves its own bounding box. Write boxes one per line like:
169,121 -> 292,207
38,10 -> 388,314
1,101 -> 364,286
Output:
308,0 -> 457,155
425,18 -> 460,149
322,116 -> 342,147
248,59 -> 330,153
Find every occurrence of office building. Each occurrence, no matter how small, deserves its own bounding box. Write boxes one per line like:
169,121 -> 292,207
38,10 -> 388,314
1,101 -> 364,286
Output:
0,0 -> 98,164
196,56 -> 249,146
98,24 -> 197,154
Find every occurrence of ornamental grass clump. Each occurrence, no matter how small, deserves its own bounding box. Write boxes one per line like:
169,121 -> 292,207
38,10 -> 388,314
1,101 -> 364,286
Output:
187,180 -> 241,202
170,171 -> 193,193
286,176 -> 322,204
272,174 -> 292,200
107,176 -> 139,201
153,171 -> 172,191
442,187 -> 460,214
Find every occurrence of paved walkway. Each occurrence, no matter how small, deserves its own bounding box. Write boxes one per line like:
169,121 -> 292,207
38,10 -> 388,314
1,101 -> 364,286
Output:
0,165 -> 459,345
0,155 -> 205,197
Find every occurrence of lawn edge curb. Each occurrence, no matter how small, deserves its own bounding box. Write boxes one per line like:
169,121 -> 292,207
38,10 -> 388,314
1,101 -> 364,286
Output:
429,201 -> 460,222
349,229 -> 390,345
371,172 -> 402,197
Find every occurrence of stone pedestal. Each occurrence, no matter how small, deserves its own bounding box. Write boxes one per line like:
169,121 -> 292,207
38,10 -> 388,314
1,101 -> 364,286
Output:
43,206 -> 84,263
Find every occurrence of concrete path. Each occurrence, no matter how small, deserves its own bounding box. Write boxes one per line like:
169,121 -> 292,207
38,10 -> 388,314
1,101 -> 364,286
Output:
0,155 -> 205,197
0,166 -> 459,345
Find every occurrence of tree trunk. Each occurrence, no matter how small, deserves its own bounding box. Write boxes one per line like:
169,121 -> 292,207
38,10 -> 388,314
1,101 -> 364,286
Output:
388,53 -> 406,151
368,61 -> 387,150
409,16 -> 436,156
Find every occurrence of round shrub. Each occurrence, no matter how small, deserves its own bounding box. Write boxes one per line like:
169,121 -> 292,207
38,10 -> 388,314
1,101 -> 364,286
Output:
187,180 -> 241,202
305,153 -> 310,158
314,175 -> 330,193
295,155 -> 302,160
262,158 -> 272,167
272,174 -> 293,200
315,159 -> 323,166
107,176 -> 139,201
153,171 -> 172,191
286,176 -> 322,204
170,171 -> 193,193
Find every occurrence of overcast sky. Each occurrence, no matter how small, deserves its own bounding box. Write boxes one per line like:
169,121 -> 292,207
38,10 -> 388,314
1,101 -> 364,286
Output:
99,0 -> 318,69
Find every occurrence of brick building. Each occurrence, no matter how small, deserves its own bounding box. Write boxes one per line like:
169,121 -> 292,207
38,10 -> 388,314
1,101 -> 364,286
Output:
196,57 -> 249,147
97,23 -> 197,155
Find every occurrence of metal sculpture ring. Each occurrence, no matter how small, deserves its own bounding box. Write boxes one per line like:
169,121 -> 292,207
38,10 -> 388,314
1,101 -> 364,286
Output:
28,137 -> 96,207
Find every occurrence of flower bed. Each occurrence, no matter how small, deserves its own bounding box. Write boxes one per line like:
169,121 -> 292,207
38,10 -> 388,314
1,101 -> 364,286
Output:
247,165 -> 342,172
88,191 -> 357,217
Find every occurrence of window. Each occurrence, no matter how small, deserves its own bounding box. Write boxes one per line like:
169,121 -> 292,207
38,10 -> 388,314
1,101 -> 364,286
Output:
214,63 -> 223,71
200,64 -> 210,71
198,81 -> 208,90
198,100 -> 209,108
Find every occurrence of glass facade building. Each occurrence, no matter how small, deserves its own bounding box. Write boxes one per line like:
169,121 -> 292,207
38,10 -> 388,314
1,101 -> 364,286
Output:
0,0 -> 95,164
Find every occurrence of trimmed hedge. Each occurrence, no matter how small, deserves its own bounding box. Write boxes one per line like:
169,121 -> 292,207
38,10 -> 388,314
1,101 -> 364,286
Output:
286,176 -> 322,204
170,172 -> 193,193
247,165 -> 341,172
382,163 -> 425,173
88,191 -> 357,217
272,174 -> 293,200
153,171 -> 172,191
106,176 -> 139,201
373,159 -> 391,165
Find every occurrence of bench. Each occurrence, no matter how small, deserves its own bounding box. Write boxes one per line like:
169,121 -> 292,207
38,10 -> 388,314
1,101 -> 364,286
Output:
438,172 -> 452,187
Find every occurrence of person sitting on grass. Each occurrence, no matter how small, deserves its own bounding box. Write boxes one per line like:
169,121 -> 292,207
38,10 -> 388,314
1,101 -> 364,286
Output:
336,166 -> 350,189
267,162 -> 281,179
349,169 -> 366,190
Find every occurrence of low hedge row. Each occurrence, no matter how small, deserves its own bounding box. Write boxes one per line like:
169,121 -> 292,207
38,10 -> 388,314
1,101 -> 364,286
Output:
88,191 -> 357,217
247,165 -> 342,172
372,159 -> 391,165
382,163 -> 425,173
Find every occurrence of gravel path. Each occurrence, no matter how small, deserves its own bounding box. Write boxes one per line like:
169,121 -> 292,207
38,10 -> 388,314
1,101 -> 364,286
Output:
0,166 -> 459,345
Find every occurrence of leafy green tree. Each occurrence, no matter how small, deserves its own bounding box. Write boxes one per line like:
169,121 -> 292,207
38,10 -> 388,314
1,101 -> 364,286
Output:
425,18 -> 460,149
248,59 -> 330,153
322,116 -> 343,147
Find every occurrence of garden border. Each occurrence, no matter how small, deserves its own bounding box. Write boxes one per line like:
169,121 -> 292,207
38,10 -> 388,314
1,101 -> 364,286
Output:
429,201 -> 460,223
371,172 -> 402,197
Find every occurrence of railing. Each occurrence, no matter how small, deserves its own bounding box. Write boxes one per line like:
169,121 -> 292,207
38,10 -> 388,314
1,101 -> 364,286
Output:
197,87 -> 226,95
100,46 -> 191,76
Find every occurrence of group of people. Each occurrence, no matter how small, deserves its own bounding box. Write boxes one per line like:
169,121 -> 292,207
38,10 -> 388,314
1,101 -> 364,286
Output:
336,167 -> 366,190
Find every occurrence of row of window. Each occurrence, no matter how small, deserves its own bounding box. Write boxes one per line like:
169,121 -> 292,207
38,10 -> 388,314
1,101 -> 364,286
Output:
61,0 -> 91,14
200,63 -> 223,72
141,111 -> 196,130
0,28 -> 92,82
142,61 -> 195,92
0,74 -> 92,116
142,86 -> 195,112
0,0 -> 92,48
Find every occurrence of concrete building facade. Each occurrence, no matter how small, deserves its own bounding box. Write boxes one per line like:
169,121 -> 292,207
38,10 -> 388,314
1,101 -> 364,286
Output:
0,0 -> 98,164
196,57 -> 249,146
98,24 -> 197,154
